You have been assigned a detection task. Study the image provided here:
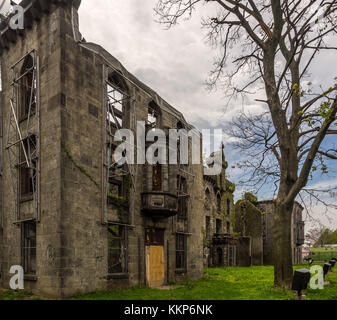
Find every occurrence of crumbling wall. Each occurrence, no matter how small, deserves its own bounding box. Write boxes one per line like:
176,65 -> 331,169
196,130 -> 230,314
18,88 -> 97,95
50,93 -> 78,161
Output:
234,198 -> 263,266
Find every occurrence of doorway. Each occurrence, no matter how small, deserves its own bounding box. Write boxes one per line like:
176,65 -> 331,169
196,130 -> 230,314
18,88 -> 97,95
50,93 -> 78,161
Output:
145,228 -> 165,287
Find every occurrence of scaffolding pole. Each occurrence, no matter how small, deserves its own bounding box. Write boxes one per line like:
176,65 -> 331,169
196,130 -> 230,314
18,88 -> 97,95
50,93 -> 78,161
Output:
6,50 -> 40,224
102,65 -> 137,224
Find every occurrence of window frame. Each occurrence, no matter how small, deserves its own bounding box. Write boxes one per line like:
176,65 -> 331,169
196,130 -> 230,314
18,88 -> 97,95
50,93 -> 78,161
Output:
107,224 -> 128,275
19,55 -> 36,121
177,175 -> 188,220
21,221 -> 37,276
175,233 -> 187,271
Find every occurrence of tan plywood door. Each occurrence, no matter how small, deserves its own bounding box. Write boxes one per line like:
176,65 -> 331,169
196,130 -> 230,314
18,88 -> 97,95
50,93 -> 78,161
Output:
146,245 -> 165,287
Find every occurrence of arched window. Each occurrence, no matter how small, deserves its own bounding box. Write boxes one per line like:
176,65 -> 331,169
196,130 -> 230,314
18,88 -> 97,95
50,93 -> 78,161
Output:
20,54 -> 36,119
147,101 -> 161,128
107,71 -> 128,128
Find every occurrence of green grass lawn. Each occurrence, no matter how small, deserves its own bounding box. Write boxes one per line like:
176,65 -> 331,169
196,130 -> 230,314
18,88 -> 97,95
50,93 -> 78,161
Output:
1,264 -> 336,300
307,248 -> 337,262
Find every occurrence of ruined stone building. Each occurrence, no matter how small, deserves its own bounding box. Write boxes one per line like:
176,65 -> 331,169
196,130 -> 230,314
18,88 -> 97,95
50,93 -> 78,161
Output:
0,0 -> 204,297
0,0 -> 306,299
202,150 -> 235,267
257,200 -> 305,265
234,195 -> 305,266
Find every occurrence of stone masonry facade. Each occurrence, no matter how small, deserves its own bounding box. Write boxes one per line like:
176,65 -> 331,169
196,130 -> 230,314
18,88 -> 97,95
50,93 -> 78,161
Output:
0,0 -> 204,297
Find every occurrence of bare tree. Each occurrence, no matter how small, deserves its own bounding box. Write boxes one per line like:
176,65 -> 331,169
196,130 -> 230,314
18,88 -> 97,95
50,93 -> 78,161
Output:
306,225 -> 329,245
155,0 -> 337,288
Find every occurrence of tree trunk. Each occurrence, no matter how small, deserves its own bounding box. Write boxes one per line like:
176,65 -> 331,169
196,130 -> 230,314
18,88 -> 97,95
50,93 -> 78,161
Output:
273,199 -> 294,289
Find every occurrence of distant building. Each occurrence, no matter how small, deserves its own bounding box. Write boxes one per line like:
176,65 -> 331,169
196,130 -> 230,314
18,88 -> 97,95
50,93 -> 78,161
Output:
257,200 -> 305,265
233,196 -> 305,266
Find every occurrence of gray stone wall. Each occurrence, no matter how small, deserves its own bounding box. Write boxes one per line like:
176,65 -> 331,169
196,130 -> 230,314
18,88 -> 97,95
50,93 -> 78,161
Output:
0,1 -> 204,298
257,200 -> 304,265
0,4 -> 66,296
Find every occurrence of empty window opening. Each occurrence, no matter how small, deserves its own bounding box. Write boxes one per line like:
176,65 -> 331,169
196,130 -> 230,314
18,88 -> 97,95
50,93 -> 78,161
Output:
147,102 -> 160,128
226,222 -> 230,234
217,247 -> 223,265
227,199 -> 231,215
107,72 -> 128,129
108,224 -> 127,274
217,193 -> 221,211
21,221 -> 36,275
176,233 -> 187,270
19,136 -> 37,199
19,54 -> 36,120
216,219 -> 222,234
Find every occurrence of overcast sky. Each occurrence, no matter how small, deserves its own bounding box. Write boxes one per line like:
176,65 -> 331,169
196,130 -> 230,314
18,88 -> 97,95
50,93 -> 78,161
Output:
78,0 -> 337,231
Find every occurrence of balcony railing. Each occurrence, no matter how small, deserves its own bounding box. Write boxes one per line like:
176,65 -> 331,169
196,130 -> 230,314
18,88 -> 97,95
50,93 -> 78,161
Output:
141,192 -> 178,218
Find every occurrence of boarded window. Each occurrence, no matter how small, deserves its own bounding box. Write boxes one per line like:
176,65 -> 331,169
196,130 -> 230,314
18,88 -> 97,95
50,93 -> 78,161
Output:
21,221 -> 36,275
153,164 -> 162,191
176,233 -> 187,270
108,225 -> 127,274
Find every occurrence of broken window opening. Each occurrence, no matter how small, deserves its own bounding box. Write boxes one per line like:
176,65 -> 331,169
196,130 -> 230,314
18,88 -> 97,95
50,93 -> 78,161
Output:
19,136 -> 37,200
216,219 -> 222,234
226,222 -> 230,234
108,224 -> 127,274
217,193 -> 221,212
147,102 -> 160,129
19,54 -> 36,120
107,72 -> 128,130
176,233 -> 187,270
21,221 -> 36,275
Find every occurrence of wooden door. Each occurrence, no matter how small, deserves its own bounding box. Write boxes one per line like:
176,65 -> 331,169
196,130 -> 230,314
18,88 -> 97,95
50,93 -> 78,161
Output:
145,229 -> 165,287
146,245 -> 165,287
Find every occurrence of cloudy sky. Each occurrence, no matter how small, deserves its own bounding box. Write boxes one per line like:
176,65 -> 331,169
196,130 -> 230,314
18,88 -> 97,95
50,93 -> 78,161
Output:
77,0 -> 337,231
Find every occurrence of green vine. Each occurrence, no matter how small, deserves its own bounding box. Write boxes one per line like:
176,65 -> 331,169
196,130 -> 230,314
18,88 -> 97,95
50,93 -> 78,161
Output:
107,194 -> 129,209
61,141 -> 100,189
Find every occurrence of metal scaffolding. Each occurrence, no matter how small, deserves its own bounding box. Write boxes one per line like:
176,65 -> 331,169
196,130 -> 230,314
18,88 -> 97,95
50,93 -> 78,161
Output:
6,50 -> 40,224
102,65 -> 137,224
